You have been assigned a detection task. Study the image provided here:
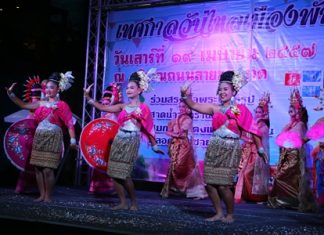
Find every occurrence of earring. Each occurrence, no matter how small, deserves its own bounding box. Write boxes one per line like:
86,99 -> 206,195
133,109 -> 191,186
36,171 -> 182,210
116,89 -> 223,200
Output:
56,93 -> 60,100
230,96 -> 235,106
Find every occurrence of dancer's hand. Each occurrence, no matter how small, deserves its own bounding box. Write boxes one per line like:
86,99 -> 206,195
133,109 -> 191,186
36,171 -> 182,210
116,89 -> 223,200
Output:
152,145 -> 165,155
153,148 -> 165,155
5,83 -> 17,96
83,84 -> 94,99
257,148 -> 268,163
180,81 -> 193,98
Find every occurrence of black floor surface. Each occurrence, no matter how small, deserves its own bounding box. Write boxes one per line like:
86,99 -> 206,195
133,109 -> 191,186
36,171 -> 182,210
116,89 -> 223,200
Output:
0,186 -> 323,235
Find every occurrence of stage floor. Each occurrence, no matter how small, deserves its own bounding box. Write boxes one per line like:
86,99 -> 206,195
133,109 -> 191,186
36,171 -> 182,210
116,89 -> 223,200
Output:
0,186 -> 323,235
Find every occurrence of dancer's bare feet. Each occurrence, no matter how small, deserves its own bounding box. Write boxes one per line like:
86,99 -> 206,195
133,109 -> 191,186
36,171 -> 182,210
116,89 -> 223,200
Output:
129,204 -> 138,211
111,203 -> 128,210
193,196 -> 207,200
129,205 -> 138,211
160,193 -> 168,198
205,213 -> 224,222
34,197 -> 44,202
221,214 -> 235,224
43,198 -> 52,203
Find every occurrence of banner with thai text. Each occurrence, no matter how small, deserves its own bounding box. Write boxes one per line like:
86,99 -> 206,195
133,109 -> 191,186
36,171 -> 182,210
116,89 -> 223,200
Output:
105,0 -> 324,181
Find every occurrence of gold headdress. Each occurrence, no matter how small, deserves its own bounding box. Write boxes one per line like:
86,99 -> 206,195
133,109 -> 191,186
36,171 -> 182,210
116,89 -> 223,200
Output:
101,83 -> 123,104
289,88 -> 303,110
258,92 -> 271,118
23,75 -> 42,102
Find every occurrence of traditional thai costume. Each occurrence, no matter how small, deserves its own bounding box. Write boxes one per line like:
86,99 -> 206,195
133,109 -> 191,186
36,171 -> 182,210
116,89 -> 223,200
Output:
161,114 -> 207,198
88,112 -> 118,194
204,104 -> 260,186
307,118 -> 324,142
268,89 -> 318,212
107,103 -> 154,179
15,112 -> 38,193
235,93 -> 271,203
311,144 -> 324,207
88,83 -> 123,193
307,118 -> 324,207
14,76 -> 42,193
29,100 -> 74,169
234,120 -> 269,203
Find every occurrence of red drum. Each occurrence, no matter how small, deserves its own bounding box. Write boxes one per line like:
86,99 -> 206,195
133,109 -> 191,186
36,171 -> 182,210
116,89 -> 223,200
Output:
4,118 -> 66,172
79,118 -> 119,172
4,118 -> 37,172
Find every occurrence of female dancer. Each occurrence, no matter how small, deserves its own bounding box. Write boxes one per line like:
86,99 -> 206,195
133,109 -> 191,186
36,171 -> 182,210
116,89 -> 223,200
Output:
160,101 -> 207,199
84,70 -> 163,210
6,72 -> 76,202
15,76 -> 43,194
88,83 -> 122,194
181,70 -> 266,223
268,88 -> 318,212
306,101 -> 324,206
311,140 -> 324,207
234,93 -> 270,203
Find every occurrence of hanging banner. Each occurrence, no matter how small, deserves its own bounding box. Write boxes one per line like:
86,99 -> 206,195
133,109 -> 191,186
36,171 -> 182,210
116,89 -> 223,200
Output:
105,0 -> 324,181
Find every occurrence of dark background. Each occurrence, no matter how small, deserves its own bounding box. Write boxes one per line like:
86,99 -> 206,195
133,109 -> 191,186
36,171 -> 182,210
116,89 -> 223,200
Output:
0,0 -> 88,186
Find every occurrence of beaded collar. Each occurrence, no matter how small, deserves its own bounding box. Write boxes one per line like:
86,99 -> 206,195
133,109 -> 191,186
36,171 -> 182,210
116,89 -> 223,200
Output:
220,105 -> 230,114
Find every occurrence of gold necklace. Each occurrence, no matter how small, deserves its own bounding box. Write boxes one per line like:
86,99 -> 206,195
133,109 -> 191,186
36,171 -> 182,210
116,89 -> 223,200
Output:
45,100 -> 58,109
220,104 -> 230,113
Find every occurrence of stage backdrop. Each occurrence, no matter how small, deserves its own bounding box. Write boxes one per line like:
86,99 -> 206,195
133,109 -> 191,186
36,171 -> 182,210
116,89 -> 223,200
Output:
104,0 -> 324,182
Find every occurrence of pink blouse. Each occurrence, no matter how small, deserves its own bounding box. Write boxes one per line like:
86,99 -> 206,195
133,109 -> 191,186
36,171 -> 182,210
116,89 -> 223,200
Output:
34,100 -> 74,131
212,104 -> 260,137
117,103 -> 155,139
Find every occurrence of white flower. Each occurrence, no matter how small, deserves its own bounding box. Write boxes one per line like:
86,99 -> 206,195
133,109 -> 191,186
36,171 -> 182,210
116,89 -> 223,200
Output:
134,107 -> 142,115
232,70 -> 247,92
59,71 -> 74,92
231,105 -> 240,116
137,69 -> 160,92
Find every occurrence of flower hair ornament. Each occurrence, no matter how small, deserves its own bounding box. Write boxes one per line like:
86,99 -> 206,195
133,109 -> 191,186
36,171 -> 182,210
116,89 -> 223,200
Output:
137,68 -> 161,92
232,69 -> 248,92
289,88 -> 303,111
58,71 -> 74,92
23,75 -> 42,102
228,97 -> 240,116
220,69 -> 248,116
